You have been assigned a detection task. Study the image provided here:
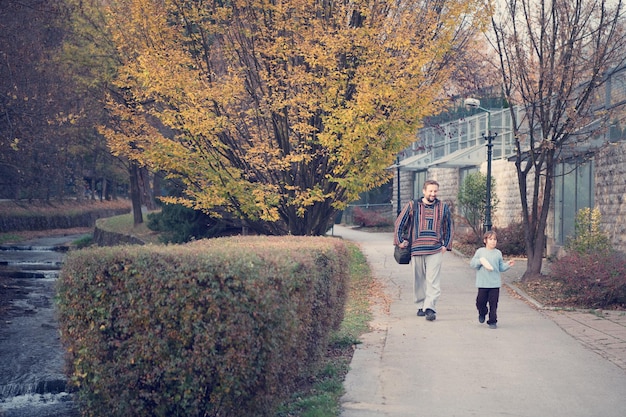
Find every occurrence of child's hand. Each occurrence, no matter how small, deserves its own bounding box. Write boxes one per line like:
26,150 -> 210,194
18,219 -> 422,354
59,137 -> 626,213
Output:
479,257 -> 494,271
508,260 -> 515,267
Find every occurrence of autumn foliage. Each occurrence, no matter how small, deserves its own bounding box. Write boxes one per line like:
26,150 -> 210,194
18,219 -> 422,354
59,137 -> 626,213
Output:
57,236 -> 350,416
95,0 -> 488,235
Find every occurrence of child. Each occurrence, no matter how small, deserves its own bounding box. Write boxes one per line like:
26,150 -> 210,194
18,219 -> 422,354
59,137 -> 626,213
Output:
470,231 -> 515,329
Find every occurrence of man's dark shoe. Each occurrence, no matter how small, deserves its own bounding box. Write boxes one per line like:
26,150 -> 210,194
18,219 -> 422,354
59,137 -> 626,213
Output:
417,309 -> 425,317
478,315 -> 485,323
425,308 -> 436,321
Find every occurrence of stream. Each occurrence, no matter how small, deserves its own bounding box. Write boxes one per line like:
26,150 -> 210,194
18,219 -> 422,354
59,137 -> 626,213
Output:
0,235 -> 84,417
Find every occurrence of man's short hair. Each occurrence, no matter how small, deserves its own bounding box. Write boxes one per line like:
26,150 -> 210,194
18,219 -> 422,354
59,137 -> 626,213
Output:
423,180 -> 439,190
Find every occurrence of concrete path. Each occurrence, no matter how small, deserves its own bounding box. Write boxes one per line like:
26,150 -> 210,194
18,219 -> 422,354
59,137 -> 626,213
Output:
331,225 -> 626,417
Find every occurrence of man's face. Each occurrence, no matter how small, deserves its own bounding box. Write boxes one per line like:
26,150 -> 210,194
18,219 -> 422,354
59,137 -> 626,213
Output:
422,184 -> 439,203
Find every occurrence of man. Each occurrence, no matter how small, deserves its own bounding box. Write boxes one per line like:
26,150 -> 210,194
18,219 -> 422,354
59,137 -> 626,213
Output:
394,180 -> 454,321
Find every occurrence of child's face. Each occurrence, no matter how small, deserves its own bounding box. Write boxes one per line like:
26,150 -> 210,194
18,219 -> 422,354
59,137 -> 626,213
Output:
485,235 -> 497,249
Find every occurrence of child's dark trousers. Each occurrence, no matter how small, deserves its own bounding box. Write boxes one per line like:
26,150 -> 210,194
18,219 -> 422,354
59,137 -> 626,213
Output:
476,287 -> 500,325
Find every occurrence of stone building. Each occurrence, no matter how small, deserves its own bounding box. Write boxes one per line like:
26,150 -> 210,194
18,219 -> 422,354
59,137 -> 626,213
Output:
393,69 -> 626,256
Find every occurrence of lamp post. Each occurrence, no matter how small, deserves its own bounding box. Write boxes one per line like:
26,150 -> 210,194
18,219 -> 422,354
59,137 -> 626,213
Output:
464,98 -> 496,231
396,155 -> 401,216
484,130 -> 495,232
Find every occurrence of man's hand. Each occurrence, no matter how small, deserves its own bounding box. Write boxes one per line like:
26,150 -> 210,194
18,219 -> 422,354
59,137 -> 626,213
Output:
399,240 -> 409,248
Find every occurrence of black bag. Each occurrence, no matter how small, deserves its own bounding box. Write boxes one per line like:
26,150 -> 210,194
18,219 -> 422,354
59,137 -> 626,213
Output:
394,199 -> 414,265
394,245 -> 411,264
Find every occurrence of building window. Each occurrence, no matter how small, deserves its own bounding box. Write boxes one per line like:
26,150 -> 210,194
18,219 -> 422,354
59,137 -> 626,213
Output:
413,170 -> 428,198
459,166 -> 479,185
554,160 -> 594,246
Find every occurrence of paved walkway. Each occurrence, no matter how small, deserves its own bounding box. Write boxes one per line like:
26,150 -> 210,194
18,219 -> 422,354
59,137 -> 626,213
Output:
330,225 -> 626,417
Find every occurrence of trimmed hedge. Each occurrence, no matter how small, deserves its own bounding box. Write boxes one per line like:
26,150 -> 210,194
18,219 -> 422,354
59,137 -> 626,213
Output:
0,200 -> 131,232
56,236 -> 349,417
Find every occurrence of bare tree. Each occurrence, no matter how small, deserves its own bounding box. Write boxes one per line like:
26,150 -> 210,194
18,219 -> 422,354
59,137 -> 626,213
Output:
490,0 -> 626,278
0,0 -> 69,199
0,0 -> 126,201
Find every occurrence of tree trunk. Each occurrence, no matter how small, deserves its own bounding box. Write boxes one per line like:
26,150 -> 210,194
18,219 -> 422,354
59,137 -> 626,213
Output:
523,234 -> 545,279
140,167 -> 158,210
111,180 -> 118,200
153,171 -> 163,200
90,177 -> 97,200
520,156 -> 553,280
101,177 -> 108,201
129,163 -> 143,225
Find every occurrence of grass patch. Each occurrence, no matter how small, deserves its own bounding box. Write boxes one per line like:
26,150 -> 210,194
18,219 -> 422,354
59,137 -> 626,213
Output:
96,211 -> 162,245
72,234 -> 94,249
0,233 -> 23,245
337,244 -> 374,341
96,212 -> 141,232
0,228 -> 94,245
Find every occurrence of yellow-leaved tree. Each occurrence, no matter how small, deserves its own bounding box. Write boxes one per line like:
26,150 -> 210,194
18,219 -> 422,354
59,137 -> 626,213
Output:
100,0 -> 488,235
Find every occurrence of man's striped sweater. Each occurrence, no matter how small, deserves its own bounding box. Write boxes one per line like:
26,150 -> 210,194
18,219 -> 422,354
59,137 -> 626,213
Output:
394,198 -> 454,255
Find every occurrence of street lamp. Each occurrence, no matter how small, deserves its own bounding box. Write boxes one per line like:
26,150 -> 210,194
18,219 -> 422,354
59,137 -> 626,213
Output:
464,98 -> 497,232
396,155 -> 401,216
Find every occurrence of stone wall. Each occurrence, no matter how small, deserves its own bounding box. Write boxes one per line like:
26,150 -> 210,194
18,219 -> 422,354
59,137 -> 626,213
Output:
393,171 -> 414,214
400,171 -> 414,209
428,168 -> 459,207
595,142 -> 626,253
487,160 -> 525,228
93,226 -> 146,247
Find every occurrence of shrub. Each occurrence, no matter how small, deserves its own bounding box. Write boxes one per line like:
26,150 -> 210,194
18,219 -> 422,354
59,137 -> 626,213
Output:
57,236 -> 349,417
547,208 -> 626,308
565,207 -> 611,255
452,228 -> 481,257
352,206 -> 393,228
549,251 -> 626,309
147,203 -> 237,243
452,222 -> 525,257
72,234 -> 93,249
457,172 -> 498,243
493,221 -> 526,256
